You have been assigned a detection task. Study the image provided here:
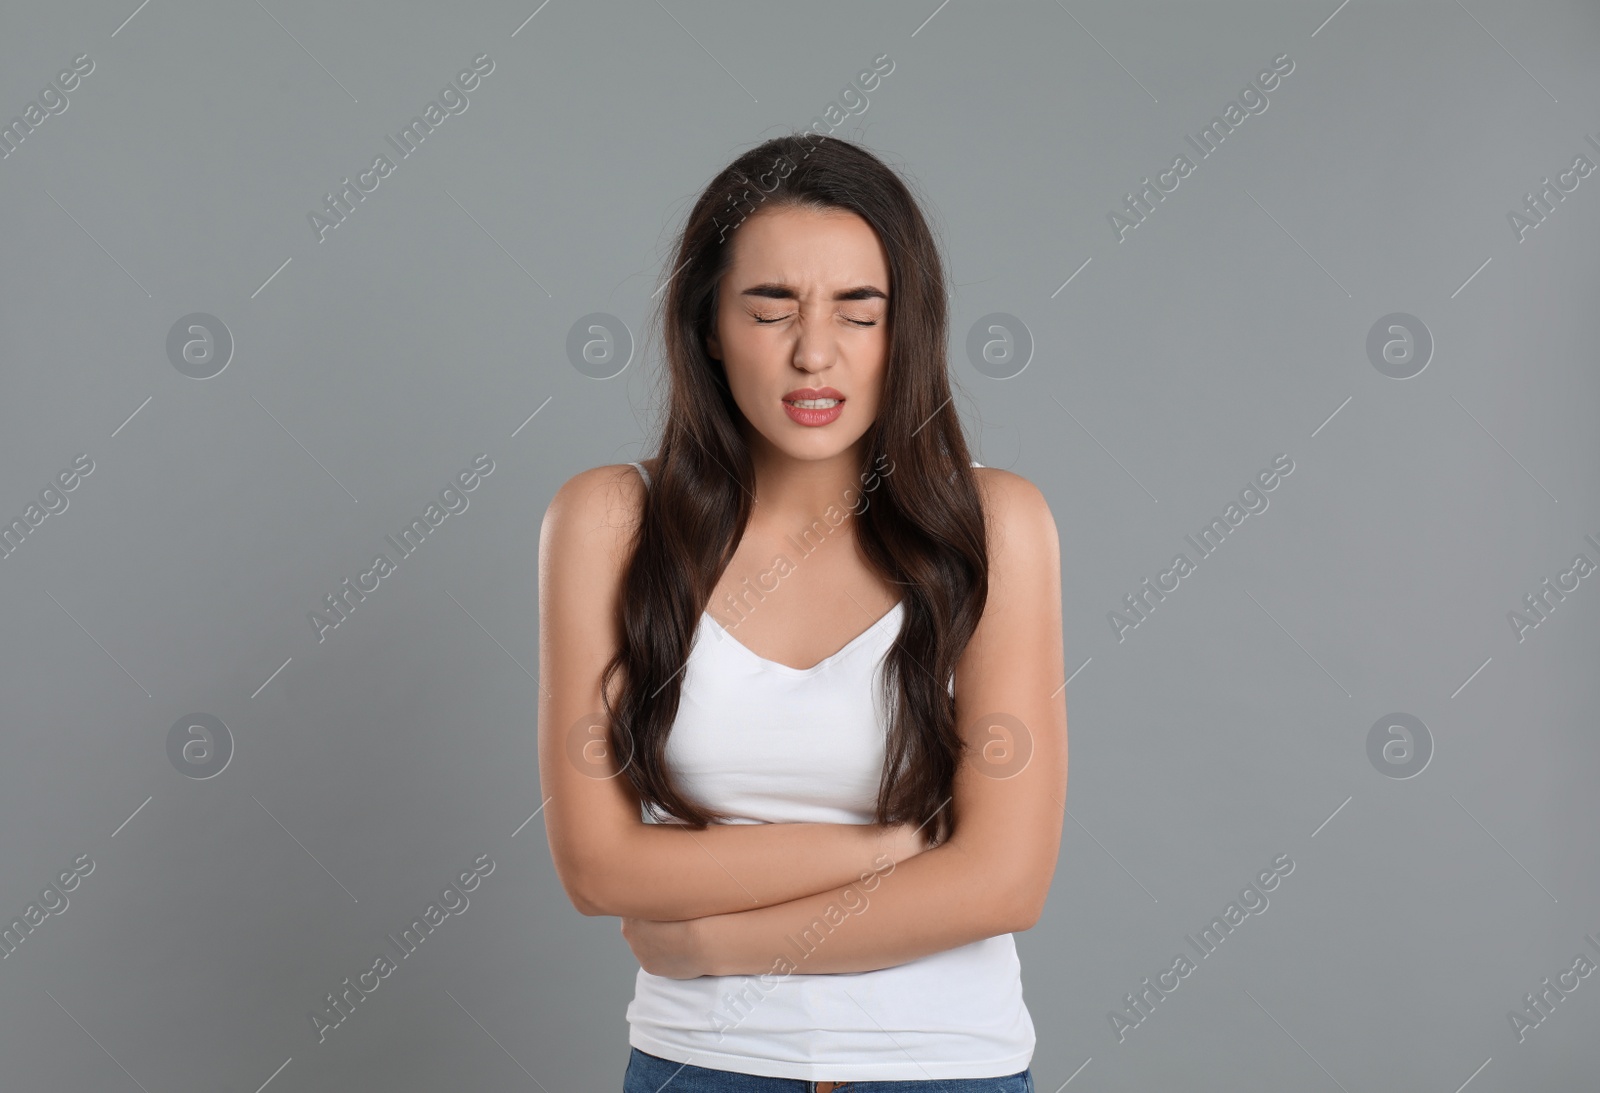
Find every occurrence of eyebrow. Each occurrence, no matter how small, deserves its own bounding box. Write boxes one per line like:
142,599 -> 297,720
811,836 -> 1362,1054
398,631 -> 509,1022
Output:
739,282 -> 888,302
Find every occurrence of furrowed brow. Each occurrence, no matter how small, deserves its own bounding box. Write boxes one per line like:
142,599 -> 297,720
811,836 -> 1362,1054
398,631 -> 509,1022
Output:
739,283 -> 888,302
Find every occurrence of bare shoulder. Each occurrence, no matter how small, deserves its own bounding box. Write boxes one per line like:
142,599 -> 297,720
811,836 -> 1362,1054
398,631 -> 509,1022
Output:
971,466 -> 1058,566
538,461 -> 652,589
542,462 -> 649,537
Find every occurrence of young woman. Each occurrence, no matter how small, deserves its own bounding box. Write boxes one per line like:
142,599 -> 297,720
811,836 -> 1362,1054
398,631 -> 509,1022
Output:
538,134 -> 1067,1092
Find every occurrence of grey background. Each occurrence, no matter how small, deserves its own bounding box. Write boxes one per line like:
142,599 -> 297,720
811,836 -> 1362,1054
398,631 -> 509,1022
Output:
2,1 -> 1597,1090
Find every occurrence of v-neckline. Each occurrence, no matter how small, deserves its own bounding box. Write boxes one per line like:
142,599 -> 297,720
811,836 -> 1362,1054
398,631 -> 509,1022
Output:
699,601 -> 904,677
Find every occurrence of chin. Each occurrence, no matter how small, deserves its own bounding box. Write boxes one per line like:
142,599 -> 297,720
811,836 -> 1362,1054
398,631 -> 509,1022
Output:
771,431 -> 867,462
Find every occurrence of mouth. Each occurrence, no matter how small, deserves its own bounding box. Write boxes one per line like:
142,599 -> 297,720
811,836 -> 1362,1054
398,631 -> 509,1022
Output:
781,387 -> 846,427
782,386 -> 844,407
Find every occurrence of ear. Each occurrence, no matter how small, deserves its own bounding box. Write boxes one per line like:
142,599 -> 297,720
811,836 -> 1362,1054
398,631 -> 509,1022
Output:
705,329 -> 721,361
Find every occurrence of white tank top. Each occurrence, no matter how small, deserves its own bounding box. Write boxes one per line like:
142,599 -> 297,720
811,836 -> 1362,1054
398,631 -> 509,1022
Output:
620,460 -> 1034,1081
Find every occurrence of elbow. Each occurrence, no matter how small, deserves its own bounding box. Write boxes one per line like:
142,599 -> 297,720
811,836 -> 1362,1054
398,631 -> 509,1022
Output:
554,859 -> 610,918
569,885 -> 605,918
554,825 -> 645,918
575,868 -> 628,917
1004,892 -> 1045,933
959,839 -> 1052,935
996,873 -> 1051,934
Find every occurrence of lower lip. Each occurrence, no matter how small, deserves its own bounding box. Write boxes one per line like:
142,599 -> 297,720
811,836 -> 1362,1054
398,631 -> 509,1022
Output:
783,400 -> 844,427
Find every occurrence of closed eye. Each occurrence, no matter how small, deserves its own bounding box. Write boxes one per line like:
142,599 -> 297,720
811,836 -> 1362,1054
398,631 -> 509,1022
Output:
753,314 -> 877,326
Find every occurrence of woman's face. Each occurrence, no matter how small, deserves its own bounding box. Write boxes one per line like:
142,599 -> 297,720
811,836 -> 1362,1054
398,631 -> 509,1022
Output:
706,204 -> 891,464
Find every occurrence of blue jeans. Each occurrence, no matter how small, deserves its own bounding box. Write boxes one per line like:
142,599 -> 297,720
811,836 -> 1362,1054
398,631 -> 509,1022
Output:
623,1047 -> 1034,1093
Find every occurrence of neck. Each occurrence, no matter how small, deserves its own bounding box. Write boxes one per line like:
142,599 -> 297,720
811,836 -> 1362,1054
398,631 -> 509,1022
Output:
745,434 -> 870,534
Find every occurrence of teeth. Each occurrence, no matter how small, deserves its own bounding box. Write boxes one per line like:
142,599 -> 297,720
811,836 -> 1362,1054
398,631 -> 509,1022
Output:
789,398 -> 840,409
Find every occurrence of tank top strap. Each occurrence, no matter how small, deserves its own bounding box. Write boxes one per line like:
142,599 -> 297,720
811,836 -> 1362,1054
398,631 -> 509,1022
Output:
950,459 -> 983,481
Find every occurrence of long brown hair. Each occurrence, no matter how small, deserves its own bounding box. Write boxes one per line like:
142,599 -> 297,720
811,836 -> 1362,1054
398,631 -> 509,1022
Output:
601,133 -> 987,845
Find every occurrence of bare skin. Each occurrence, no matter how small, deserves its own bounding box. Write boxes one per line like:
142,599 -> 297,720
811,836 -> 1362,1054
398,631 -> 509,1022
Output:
537,204 -> 1068,978
699,204 -> 900,664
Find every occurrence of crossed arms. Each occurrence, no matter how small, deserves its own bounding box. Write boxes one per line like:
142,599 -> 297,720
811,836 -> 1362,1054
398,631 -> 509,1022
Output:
536,463 -> 1068,977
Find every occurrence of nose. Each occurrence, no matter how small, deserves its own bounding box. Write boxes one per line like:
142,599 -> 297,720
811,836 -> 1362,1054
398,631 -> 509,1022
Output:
790,317 -> 839,375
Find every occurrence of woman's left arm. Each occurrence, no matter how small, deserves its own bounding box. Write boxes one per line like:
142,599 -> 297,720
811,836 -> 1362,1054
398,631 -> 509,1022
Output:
623,470 -> 1069,978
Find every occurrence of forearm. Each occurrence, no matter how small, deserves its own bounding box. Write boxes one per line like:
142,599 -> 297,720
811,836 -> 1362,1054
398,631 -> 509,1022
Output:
696,835 -> 1023,976
581,820 -> 905,921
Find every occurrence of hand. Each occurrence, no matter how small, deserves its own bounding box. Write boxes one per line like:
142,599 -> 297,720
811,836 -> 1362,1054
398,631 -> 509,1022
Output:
620,915 -> 709,979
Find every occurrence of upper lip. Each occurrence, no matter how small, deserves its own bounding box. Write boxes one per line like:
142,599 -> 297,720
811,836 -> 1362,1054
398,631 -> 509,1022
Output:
783,387 -> 844,401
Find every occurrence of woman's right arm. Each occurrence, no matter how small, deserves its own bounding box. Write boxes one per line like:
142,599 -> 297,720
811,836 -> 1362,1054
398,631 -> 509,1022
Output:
537,464 -> 925,922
